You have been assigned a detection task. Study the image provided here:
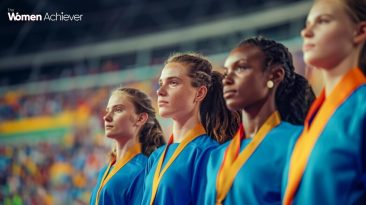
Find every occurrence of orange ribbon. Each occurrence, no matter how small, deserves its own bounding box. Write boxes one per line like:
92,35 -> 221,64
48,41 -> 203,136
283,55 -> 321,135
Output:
283,68 -> 366,205
95,143 -> 141,205
216,111 -> 281,205
149,123 -> 206,205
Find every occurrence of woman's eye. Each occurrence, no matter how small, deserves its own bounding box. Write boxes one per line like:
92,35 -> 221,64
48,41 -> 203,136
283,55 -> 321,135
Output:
317,18 -> 330,24
235,67 -> 245,73
114,107 -> 123,112
170,81 -> 178,86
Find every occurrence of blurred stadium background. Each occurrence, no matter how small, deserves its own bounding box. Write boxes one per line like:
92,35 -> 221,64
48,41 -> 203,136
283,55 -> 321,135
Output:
0,0 -> 323,204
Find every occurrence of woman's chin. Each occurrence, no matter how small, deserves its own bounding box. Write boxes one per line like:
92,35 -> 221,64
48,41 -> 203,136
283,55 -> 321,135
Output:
158,110 -> 171,118
225,100 -> 241,111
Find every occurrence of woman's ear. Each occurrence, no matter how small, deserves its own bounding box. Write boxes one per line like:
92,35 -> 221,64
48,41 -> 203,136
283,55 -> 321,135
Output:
354,21 -> 366,44
269,65 -> 285,86
136,112 -> 148,126
194,86 -> 208,102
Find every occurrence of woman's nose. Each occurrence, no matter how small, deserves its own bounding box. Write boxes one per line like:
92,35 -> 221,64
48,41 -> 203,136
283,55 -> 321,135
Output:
222,71 -> 234,85
157,85 -> 166,96
103,112 -> 112,122
301,24 -> 314,38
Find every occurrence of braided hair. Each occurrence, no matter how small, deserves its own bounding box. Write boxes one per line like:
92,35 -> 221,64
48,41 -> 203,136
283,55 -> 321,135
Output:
238,36 -> 315,124
166,53 -> 241,143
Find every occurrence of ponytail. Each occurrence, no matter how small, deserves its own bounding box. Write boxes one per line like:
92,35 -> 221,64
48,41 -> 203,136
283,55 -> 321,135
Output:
200,71 -> 241,143
276,73 -> 315,124
139,118 -> 165,156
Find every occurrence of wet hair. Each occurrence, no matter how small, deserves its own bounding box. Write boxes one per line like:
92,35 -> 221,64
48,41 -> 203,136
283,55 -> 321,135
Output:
165,53 -> 241,143
109,87 -> 165,161
336,0 -> 366,74
238,36 -> 316,125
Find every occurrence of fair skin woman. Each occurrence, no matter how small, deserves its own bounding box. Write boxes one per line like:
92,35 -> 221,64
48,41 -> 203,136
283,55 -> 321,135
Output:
104,92 -> 148,159
141,53 -> 240,205
301,0 -> 366,95
157,61 -> 207,142
283,0 -> 366,204
90,88 -> 164,205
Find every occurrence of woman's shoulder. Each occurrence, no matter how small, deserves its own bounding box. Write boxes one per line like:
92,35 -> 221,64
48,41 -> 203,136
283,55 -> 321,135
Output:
130,153 -> 148,167
210,140 -> 230,155
146,145 -> 166,163
275,121 -> 303,133
347,84 -> 366,109
189,134 -> 219,150
97,164 -> 110,178
267,121 -> 303,144
151,144 -> 166,156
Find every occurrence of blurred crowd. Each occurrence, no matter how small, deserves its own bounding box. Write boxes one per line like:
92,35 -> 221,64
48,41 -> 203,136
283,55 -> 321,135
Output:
0,80 -> 160,204
0,85 -> 110,204
0,87 -> 108,123
0,131 -> 110,205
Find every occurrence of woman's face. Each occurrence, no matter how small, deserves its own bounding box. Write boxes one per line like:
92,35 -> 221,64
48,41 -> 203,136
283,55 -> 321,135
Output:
223,44 -> 271,111
103,93 -> 139,140
301,0 -> 356,69
157,62 -> 199,120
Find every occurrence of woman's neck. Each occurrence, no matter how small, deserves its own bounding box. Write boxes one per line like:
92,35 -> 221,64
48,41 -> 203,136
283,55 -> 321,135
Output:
172,112 -> 201,143
321,50 -> 360,97
115,137 -> 138,161
242,96 -> 276,138
322,67 -> 352,97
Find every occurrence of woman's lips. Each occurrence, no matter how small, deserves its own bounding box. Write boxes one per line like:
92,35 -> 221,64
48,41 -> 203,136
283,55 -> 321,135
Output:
303,44 -> 315,52
105,125 -> 114,129
223,90 -> 237,99
158,100 -> 168,107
